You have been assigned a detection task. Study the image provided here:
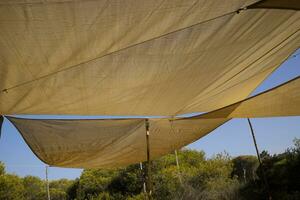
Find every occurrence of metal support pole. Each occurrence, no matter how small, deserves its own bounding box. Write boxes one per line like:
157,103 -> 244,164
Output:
140,162 -> 147,194
46,166 -> 51,200
247,118 -> 272,200
174,150 -> 182,184
145,119 -> 152,199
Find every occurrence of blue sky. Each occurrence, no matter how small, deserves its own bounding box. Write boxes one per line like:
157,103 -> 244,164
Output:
0,49 -> 299,180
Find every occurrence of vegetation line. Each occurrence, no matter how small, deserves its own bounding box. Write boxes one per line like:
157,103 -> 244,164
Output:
0,138 -> 299,200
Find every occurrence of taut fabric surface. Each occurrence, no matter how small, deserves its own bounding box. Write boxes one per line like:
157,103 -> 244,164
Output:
185,76 -> 300,119
7,117 -> 227,168
2,1 -> 300,169
6,76 -> 300,168
248,0 -> 300,10
0,1 -> 299,115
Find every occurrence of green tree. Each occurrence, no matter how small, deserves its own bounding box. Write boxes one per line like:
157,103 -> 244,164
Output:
75,168 -> 118,200
232,155 -> 259,182
23,175 -> 45,200
50,179 -> 74,200
50,188 -> 68,200
0,161 -> 5,175
67,178 -> 80,200
240,138 -> 300,200
0,174 -> 25,200
108,164 -> 143,198
94,192 -> 112,200
186,152 -> 240,200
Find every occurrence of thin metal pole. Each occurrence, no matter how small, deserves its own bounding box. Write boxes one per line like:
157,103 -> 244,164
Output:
247,118 -> 272,200
174,150 -> 182,184
145,119 -> 152,199
46,166 -> 51,200
140,162 -> 147,194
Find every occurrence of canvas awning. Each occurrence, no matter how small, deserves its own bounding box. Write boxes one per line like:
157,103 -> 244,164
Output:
7,117 -> 228,168
7,76 -> 300,168
1,0 -> 300,168
184,76 -> 300,119
0,0 -> 299,116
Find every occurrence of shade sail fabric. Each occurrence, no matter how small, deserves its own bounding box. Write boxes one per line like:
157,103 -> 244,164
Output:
7,117 -> 227,168
6,76 -> 300,168
248,0 -> 300,10
0,1 -> 300,116
186,76 -> 300,120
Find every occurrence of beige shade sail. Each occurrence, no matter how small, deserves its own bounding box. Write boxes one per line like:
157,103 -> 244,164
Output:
2,0 -> 300,169
185,76 -> 300,120
0,1 -> 299,116
248,0 -> 300,10
6,75 -> 300,168
7,117 -> 227,168
6,76 -> 300,168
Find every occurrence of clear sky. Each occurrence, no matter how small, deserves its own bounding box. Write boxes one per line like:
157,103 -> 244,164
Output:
0,49 -> 299,180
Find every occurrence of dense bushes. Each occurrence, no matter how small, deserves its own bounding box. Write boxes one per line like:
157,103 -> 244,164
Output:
0,138 -> 299,200
239,138 -> 300,200
0,166 -> 73,200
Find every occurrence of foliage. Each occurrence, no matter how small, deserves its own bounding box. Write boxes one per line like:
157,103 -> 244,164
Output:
0,174 -> 25,200
23,175 -> 46,200
0,138 -> 299,200
76,168 -> 118,199
0,162 -> 5,176
231,155 -> 259,182
50,179 -> 74,200
240,138 -> 300,200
